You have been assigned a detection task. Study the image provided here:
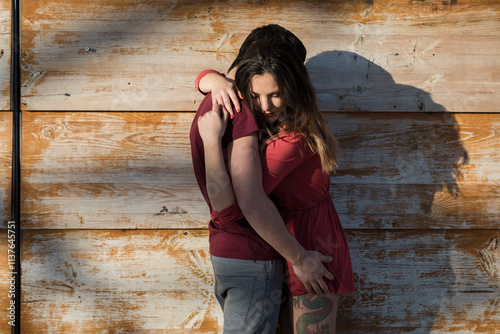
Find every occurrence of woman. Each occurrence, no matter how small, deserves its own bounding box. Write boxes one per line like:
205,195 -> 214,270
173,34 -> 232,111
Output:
198,39 -> 355,333
195,24 -> 307,117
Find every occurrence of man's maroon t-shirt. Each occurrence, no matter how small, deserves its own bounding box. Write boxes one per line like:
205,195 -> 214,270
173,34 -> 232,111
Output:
190,94 -> 281,261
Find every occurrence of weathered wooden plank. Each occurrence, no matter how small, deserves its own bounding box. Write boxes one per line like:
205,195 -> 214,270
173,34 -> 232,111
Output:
21,112 -> 208,229
0,112 -> 11,226
21,229 -> 222,333
307,47 -> 500,113
20,0 -> 500,112
334,184 -> 500,230
0,0 -> 10,110
21,229 -> 500,333
331,112 -> 496,184
21,111 -> 499,230
331,112 -> 500,229
337,229 -> 500,333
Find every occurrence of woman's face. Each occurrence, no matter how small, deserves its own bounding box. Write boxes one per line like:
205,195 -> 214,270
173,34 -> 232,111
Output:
250,72 -> 284,124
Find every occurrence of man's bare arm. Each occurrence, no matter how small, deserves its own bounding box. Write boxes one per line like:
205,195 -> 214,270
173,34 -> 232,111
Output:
229,133 -> 334,295
198,103 -> 234,212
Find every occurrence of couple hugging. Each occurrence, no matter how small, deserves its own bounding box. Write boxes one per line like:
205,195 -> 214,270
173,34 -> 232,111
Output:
190,24 -> 355,334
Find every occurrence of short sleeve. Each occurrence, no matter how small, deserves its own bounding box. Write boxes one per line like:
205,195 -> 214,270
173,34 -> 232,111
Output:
261,133 -> 315,195
194,69 -> 224,95
221,100 -> 259,146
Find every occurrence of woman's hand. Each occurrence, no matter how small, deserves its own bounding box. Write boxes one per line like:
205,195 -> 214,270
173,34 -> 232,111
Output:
211,76 -> 241,118
199,72 -> 241,117
198,102 -> 229,145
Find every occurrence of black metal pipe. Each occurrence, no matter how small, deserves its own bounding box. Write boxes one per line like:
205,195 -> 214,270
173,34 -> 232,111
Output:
10,0 -> 21,333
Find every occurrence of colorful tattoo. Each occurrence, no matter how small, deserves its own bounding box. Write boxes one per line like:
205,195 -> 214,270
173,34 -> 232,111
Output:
294,293 -> 333,334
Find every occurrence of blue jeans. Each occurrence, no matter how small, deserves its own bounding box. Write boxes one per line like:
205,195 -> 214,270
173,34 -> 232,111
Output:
211,255 -> 284,334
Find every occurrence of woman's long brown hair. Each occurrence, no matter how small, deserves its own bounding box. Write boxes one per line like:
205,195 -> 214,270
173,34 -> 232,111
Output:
235,39 -> 339,173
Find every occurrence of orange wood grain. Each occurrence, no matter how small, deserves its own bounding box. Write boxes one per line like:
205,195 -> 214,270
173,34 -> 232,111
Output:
338,229 -> 500,333
21,111 -> 499,230
20,0 -> 500,112
13,2 -> 500,332
22,229 -> 221,333
20,229 -> 500,333
330,112 -> 500,229
21,111 -> 208,229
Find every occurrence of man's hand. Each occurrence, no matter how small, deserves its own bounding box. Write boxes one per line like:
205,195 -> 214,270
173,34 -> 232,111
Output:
198,102 -> 229,146
291,250 -> 334,295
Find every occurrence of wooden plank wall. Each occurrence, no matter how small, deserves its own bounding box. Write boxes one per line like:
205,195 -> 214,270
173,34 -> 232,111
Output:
0,0 -> 13,333
13,0 -> 500,333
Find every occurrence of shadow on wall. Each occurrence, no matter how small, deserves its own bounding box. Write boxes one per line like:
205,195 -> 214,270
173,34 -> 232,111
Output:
306,51 -> 468,332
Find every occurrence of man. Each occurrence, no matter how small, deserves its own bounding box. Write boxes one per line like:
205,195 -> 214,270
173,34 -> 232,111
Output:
190,25 -> 333,334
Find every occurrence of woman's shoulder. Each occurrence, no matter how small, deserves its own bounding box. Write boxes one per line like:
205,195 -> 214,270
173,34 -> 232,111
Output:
267,131 -> 307,144
265,131 -> 313,154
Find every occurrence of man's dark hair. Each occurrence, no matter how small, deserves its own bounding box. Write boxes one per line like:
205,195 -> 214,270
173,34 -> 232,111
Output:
228,24 -> 306,73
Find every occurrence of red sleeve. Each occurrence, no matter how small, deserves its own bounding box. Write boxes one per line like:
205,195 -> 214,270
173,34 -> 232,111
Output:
194,69 -> 224,95
221,100 -> 259,146
261,133 -> 315,195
